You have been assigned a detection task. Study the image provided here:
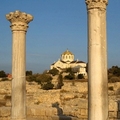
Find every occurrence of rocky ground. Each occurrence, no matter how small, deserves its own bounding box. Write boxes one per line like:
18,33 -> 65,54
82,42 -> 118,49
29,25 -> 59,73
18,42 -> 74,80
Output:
0,80 -> 120,119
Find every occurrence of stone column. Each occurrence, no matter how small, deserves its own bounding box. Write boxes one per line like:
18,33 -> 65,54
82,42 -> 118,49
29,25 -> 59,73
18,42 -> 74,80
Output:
85,0 -> 108,120
6,11 -> 33,120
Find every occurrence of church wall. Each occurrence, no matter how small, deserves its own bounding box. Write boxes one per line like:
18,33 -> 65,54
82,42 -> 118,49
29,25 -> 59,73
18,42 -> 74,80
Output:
50,50 -> 87,77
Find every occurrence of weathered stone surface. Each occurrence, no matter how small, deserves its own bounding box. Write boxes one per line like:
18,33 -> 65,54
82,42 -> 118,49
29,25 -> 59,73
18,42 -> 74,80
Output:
109,100 -> 118,111
109,111 -> 117,118
6,10 -> 33,31
6,10 -> 33,120
0,107 -> 10,117
27,106 -> 62,117
62,82 -> 88,93
85,0 -> 108,119
85,0 -> 108,10
1,81 -> 120,119
80,109 -> 88,116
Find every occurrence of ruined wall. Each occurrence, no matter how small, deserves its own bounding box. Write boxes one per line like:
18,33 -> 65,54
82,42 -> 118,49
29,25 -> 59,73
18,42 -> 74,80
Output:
0,80 -> 120,120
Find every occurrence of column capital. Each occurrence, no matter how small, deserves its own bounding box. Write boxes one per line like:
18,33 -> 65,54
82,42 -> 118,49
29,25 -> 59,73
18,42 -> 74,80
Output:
6,10 -> 33,31
85,0 -> 108,10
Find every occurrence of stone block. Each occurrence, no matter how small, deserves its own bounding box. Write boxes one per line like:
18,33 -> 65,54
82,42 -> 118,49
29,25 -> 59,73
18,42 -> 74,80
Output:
78,99 -> 88,109
0,95 -> 5,99
109,111 -> 117,118
0,117 -> 10,120
80,109 -> 88,116
27,107 -> 32,116
27,106 -> 46,116
108,90 -> 115,96
52,108 -> 58,115
77,83 -> 88,93
109,100 -> 118,111
75,114 -> 87,119
5,99 -> 11,107
36,107 -> 46,116
117,111 -> 120,119
73,109 -> 80,118
0,107 -> 11,117
114,82 -> 120,91
45,108 -> 53,116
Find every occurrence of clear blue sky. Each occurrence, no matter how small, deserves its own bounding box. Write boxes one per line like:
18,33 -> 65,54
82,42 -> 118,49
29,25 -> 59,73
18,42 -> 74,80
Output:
0,0 -> 120,73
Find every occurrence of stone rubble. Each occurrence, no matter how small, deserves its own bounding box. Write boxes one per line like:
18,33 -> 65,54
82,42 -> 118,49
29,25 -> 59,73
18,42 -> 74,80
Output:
0,80 -> 120,119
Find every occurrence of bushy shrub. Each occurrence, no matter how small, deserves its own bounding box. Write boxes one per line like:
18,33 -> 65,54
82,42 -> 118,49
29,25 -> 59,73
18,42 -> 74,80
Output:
64,73 -> 75,80
78,74 -> 84,79
108,74 -> 113,80
56,74 -> 64,89
49,68 -> 59,76
27,74 -> 37,82
0,70 -> 7,78
108,66 -> 120,77
26,71 -> 32,76
109,76 -> 120,83
1,77 -> 9,81
41,82 -> 54,90
26,73 -> 54,90
64,67 -> 75,80
37,74 -> 53,90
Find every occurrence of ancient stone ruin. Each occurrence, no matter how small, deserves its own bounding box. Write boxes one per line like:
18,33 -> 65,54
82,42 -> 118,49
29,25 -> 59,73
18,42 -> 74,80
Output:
6,10 -> 33,120
86,0 -> 108,119
0,80 -> 120,120
1,0 -> 119,120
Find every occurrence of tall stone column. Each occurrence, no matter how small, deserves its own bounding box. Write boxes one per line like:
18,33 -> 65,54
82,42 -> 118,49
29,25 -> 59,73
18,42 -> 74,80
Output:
85,0 -> 108,120
6,11 -> 33,120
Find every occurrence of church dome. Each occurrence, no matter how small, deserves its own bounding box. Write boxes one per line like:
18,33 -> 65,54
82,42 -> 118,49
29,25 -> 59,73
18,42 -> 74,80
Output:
61,50 -> 74,62
62,50 -> 73,55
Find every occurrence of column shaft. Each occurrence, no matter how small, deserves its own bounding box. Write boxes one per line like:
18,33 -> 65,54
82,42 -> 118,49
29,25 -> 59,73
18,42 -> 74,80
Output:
6,10 -> 33,120
11,31 -> 26,119
85,0 -> 108,119
88,9 -> 108,120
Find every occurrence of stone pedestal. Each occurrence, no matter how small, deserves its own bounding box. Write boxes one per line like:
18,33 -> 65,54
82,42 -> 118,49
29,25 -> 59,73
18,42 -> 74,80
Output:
85,0 -> 108,120
6,11 -> 33,120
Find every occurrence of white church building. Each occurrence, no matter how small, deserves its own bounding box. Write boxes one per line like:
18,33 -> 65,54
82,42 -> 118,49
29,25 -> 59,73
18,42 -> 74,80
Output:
50,50 -> 87,77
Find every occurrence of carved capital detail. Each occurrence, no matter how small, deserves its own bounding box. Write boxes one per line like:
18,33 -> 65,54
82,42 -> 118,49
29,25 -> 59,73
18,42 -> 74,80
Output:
85,0 -> 108,10
10,22 -> 28,31
6,10 -> 33,31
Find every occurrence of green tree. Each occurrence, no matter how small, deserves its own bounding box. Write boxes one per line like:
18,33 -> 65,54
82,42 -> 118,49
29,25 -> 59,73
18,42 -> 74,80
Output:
64,67 -> 75,80
36,74 -> 54,90
64,73 -> 75,80
49,68 -> 59,76
27,74 -> 38,82
86,63 -> 88,73
0,70 -> 7,78
26,71 -> 32,76
78,74 -> 84,79
42,82 -> 54,90
108,66 -> 120,77
56,74 -> 64,89
65,67 -> 73,73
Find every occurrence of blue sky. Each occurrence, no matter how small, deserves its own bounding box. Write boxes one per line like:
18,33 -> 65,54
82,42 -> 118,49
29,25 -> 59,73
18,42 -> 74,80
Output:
0,0 -> 120,73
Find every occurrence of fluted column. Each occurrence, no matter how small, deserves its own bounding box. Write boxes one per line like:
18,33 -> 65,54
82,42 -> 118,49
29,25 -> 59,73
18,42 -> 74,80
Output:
6,11 -> 33,120
85,0 -> 108,120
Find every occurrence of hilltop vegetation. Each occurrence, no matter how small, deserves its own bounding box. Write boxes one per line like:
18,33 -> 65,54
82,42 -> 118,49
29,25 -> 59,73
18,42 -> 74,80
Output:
1,66 -> 120,89
108,66 -> 120,82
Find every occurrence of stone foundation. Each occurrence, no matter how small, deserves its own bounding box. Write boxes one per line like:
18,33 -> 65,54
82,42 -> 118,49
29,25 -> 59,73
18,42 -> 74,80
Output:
1,81 -> 120,119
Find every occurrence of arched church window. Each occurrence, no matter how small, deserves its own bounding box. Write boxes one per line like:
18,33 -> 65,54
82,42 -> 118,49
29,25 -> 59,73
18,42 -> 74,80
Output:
72,55 -> 74,59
